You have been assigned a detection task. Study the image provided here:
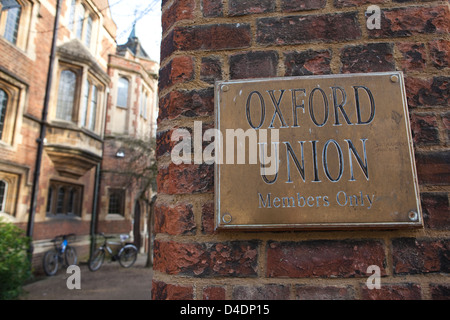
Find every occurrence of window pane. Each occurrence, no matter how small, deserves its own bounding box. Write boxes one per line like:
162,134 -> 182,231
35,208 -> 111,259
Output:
67,189 -> 75,214
85,15 -> 92,47
0,89 -> 7,140
143,93 -> 147,118
56,187 -> 65,214
80,79 -> 89,127
117,77 -> 129,108
3,6 -> 21,44
88,85 -> 97,130
76,5 -> 85,39
68,0 -> 76,30
108,190 -> 124,215
0,180 -> 6,212
56,70 -> 77,121
46,187 -> 53,214
48,181 -> 82,217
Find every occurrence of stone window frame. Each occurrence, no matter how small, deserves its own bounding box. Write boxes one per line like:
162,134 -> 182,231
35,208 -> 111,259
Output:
107,188 -> 126,217
0,78 -> 20,146
0,179 -> 7,213
56,68 -> 78,122
0,171 -> 19,217
0,0 -> 34,51
116,76 -> 130,109
46,180 -> 83,218
140,84 -> 151,120
68,0 -> 98,51
52,61 -> 105,135
80,73 -> 103,132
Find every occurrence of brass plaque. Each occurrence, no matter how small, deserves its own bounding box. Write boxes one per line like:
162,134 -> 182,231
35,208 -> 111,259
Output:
215,72 -> 422,230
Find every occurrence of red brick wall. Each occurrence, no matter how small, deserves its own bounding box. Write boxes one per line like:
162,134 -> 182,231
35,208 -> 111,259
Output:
155,0 -> 450,300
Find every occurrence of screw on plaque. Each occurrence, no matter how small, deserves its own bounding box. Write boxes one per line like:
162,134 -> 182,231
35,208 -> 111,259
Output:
222,213 -> 232,224
408,210 -> 418,221
390,75 -> 399,83
221,85 -> 229,92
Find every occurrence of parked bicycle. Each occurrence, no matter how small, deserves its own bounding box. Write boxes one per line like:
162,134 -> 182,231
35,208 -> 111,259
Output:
88,233 -> 138,271
42,234 -> 78,276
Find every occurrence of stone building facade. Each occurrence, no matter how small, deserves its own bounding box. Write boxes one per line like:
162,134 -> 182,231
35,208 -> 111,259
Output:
154,0 -> 449,299
0,0 -> 158,266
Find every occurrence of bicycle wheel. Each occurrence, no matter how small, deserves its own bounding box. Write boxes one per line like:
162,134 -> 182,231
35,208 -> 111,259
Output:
65,246 -> 78,266
43,250 -> 59,276
88,248 -> 105,271
118,245 -> 138,268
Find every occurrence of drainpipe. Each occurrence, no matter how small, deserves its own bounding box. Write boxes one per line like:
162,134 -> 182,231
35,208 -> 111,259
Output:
27,0 -> 62,257
90,163 -> 101,259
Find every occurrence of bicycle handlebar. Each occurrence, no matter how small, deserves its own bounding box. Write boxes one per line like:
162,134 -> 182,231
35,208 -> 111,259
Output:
51,234 -> 76,242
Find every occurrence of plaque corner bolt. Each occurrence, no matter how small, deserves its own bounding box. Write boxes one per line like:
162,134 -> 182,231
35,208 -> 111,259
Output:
408,210 -> 418,222
221,85 -> 230,92
390,75 -> 399,83
222,213 -> 232,224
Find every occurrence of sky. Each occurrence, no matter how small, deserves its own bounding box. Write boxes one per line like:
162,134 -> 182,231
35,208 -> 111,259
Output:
108,0 -> 162,63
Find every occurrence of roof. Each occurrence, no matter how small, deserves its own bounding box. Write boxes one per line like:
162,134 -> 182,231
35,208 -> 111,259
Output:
116,24 -> 150,60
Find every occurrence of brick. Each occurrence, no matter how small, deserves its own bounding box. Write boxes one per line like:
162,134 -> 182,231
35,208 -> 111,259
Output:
397,43 -> 426,72
415,151 -> 450,185
156,129 -> 177,159
361,283 -> 422,300
282,0 -> 326,12
295,285 -> 355,300
154,202 -> 196,235
410,113 -> 440,146
160,30 -> 175,62
158,163 -> 214,195
201,201 -> 215,234
203,286 -> 226,300
153,241 -> 207,276
162,0 -> 196,33
421,193 -> 450,230
443,111 -> 450,142
200,57 -> 222,84
369,5 -> 450,38
158,88 -> 214,123
152,280 -> 194,300
257,12 -> 361,45
334,0 -> 386,8
267,240 -> 386,278
229,50 -> 278,80
430,284 -> 450,300
392,238 -> 450,274
405,76 -> 450,108
429,39 -> 450,70
232,285 -> 290,300
153,240 -> 259,277
341,43 -> 395,73
228,0 -> 275,16
173,24 -> 251,52
284,49 -> 331,76
202,0 -> 223,17
159,56 -> 195,92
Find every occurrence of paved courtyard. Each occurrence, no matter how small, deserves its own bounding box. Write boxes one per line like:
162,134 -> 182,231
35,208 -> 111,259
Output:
20,255 -> 153,300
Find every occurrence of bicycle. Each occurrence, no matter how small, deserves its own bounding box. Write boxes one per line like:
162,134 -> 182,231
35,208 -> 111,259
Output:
42,234 -> 78,276
88,233 -> 138,271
